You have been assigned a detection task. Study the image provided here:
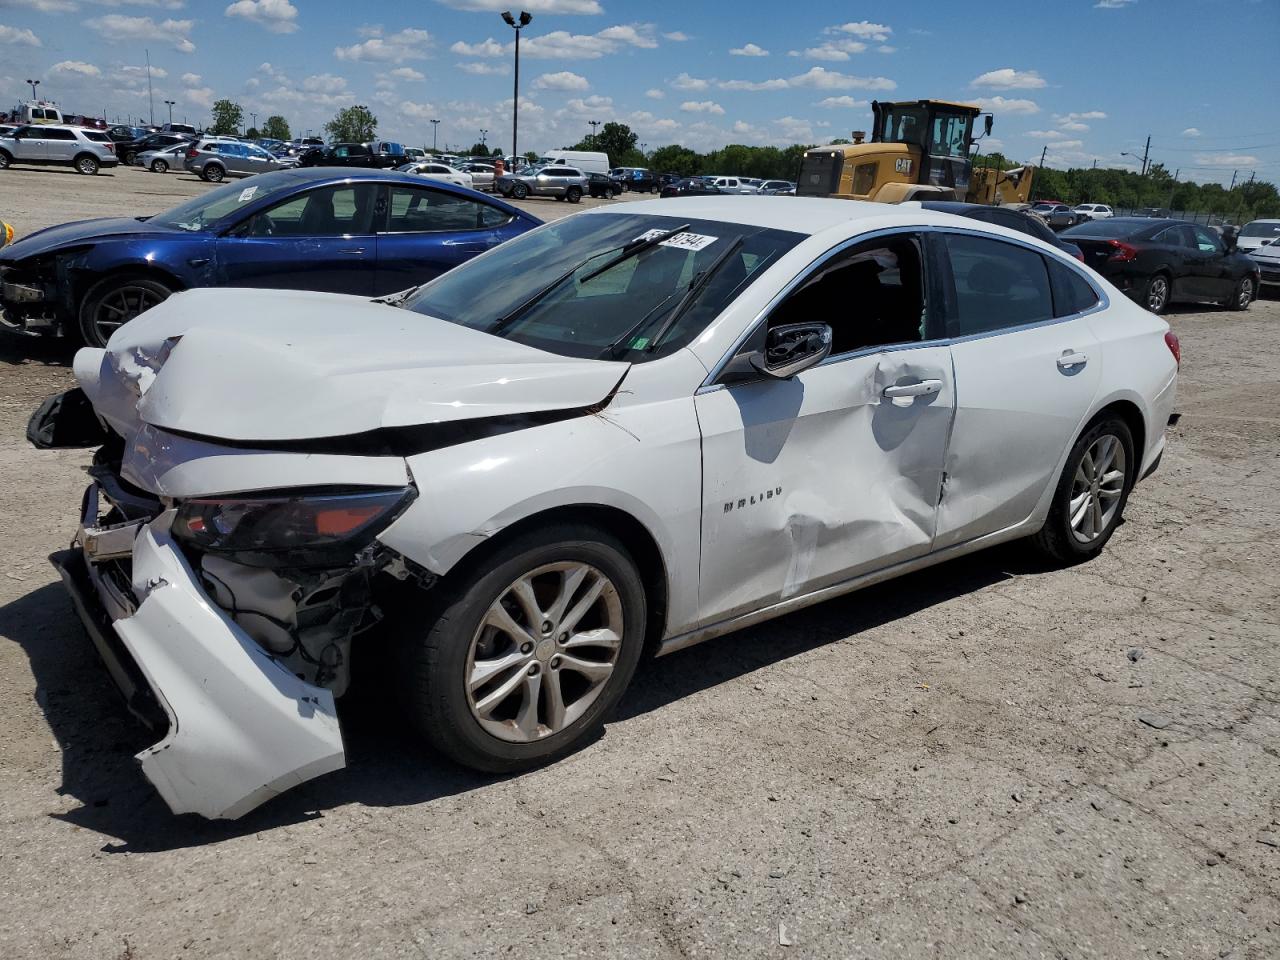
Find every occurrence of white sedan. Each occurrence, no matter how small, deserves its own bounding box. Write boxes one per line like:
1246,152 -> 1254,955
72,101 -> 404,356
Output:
398,160 -> 474,189
34,197 -> 1179,818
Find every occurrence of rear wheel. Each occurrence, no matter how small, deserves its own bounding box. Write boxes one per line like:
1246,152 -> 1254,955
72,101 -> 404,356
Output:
566,186 -> 582,204
123,151 -> 137,165
77,275 -> 173,348
511,182 -> 529,200
1031,416 -> 1135,564
0,150 -> 10,170
202,164 -> 225,183
151,158 -> 168,173
403,524 -> 646,772
75,154 -> 99,176
1141,272 -> 1171,314
1226,276 -> 1254,311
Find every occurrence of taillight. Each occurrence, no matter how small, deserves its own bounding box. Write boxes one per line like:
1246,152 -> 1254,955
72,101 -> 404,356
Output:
186,146 -> 197,159
1107,240 -> 1139,262
1072,248 -> 1085,262
105,142 -> 114,153
1164,331 -> 1181,369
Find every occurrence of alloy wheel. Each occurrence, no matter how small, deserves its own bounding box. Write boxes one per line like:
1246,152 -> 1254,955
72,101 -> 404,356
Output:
91,283 -> 166,344
1238,278 -> 1253,308
1146,276 -> 1168,313
77,157 -> 98,175
1068,433 -> 1127,544
466,561 -> 623,743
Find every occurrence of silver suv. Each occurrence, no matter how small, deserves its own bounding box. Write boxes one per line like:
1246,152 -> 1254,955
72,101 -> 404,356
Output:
496,165 -> 588,203
0,124 -> 119,175
184,138 -> 287,182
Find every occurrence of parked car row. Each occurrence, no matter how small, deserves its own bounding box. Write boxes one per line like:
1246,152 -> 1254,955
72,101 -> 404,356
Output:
24,194 -> 1181,820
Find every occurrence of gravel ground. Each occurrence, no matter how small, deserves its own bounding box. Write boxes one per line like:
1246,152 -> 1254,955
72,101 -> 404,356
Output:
0,169 -> 1277,960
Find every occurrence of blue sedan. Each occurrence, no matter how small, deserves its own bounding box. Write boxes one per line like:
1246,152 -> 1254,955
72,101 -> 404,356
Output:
0,167 -> 541,347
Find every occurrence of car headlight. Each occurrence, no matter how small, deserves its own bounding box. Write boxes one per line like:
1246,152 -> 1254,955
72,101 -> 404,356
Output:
173,487 -> 416,567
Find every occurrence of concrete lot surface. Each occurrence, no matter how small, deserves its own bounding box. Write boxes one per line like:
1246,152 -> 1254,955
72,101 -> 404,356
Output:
0,167 -> 1277,959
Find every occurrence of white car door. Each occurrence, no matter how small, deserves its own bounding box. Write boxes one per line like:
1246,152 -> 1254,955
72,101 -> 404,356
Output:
695,230 -> 955,624
11,126 -> 47,160
933,231 -> 1103,549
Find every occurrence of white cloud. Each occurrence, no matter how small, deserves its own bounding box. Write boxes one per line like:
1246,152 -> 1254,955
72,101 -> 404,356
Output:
795,39 -> 866,60
435,0 -> 603,12
1194,152 -> 1258,166
730,42 -> 768,56
456,60 -> 509,75
562,94 -> 613,114
335,26 -> 430,62
596,24 -> 657,48
301,73 -> 348,94
87,14 -> 195,53
663,31 -> 688,41
450,37 -> 506,57
970,67 -> 1046,89
787,66 -> 895,91
225,0 -> 298,34
825,21 -> 892,42
181,72 -> 201,86
1058,121 -> 1088,132
972,95 -> 1039,114
184,86 -> 214,109
816,95 -> 867,109
0,24 -> 41,46
645,88 -> 664,99
1181,127 -> 1201,138
1046,139 -> 1083,149
1026,129 -> 1068,139
535,70 -> 589,91
397,98 -> 439,120
50,59 -> 101,76
2,0 -> 74,11
681,100 -> 725,115
718,77 -> 789,91
877,45 -> 895,53
118,63 -> 166,80
450,23 -> 657,61
670,72 -> 708,90
1094,0 -> 1136,7
390,66 -> 425,81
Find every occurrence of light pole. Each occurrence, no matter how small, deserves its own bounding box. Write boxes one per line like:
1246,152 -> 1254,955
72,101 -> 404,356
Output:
479,128 -> 489,149
502,10 -> 533,165
250,112 -> 257,134
588,120 -> 601,149
25,79 -> 39,101
431,118 -> 440,151
164,100 -> 176,125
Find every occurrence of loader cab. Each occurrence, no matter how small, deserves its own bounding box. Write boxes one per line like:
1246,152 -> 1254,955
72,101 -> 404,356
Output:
872,100 -> 981,194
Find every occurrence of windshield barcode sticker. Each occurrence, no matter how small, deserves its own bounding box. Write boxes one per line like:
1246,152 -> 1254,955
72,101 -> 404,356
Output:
238,186 -> 258,202
636,229 -> 719,252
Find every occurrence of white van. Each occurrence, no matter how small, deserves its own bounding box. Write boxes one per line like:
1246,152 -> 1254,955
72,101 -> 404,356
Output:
18,101 -> 64,125
537,149 -> 610,176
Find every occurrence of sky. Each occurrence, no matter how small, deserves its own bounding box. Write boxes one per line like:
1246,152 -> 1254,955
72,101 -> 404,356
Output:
0,0 -> 1277,185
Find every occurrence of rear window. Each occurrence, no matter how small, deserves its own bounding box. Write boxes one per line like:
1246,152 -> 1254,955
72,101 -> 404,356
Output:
82,131 -> 110,142
944,233 -> 1054,336
1062,219 -> 1147,238
1048,259 -> 1101,317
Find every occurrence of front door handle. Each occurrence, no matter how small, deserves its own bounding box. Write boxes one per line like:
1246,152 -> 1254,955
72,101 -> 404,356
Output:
337,247 -> 367,255
1057,351 -> 1088,371
882,379 -> 943,405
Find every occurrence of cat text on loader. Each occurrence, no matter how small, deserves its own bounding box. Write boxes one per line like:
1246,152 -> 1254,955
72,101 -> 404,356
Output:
795,99 -> 1035,205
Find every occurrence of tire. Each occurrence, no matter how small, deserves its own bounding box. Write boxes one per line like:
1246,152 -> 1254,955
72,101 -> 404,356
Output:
1226,276 -> 1254,311
566,186 -> 582,204
123,151 -> 137,166
554,194 -> 564,202
0,150 -> 10,170
77,275 -> 174,348
75,154 -> 99,176
202,164 -> 225,183
1030,415 -> 1135,565
151,159 -> 168,174
1141,272 -> 1171,315
404,523 -> 647,773
511,182 -> 529,200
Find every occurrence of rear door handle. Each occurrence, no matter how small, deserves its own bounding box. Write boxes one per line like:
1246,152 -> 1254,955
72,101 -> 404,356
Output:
882,379 -> 943,405
1057,351 -> 1088,370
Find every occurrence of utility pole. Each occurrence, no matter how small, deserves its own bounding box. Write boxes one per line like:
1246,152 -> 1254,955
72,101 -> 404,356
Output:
1140,135 -> 1150,176
1038,144 -> 1048,169
1168,168 -> 1179,209
145,49 -> 155,126
1229,170 -> 1238,190
431,118 -> 440,151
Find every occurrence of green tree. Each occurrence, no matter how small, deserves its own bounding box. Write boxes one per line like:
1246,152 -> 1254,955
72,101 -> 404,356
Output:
466,142 -> 489,157
325,105 -> 377,143
571,121 -> 639,165
244,127 -> 260,140
262,115 -> 291,141
209,99 -> 243,136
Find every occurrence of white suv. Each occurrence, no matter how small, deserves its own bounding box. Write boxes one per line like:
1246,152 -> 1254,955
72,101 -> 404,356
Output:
0,124 -> 119,175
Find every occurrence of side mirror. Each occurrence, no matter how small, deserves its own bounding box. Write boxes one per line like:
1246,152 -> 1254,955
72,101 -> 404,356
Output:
750,323 -> 833,379
984,115 -> 993,136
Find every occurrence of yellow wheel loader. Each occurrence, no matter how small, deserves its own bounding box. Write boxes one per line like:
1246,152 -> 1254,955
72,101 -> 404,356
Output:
796,99 -> 1035,206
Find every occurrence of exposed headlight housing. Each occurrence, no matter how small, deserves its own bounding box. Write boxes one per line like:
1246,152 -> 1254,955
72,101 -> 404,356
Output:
173,487 -> 415,567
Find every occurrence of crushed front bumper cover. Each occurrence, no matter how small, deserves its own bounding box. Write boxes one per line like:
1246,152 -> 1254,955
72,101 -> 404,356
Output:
53,488 -> 346,819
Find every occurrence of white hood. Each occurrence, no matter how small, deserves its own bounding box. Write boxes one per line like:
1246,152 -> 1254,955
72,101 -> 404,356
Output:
83,287 -> 629,443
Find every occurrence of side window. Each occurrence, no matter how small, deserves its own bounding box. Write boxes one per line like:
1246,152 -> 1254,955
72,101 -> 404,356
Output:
248,184 -> 379,237
767,234 -> 929,355
1192,226 -> 1223,254
1048,259 -> 1101,317
46,128 -> 77,140
334,146 -> 350,158
385,186 -> 494,232
943,233 -> 1054,336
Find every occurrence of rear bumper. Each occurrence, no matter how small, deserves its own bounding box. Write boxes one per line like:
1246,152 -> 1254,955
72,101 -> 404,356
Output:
55,487 -> 346,819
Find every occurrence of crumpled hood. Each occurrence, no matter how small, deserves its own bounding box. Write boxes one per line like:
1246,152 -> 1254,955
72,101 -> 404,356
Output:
87,287 -> 630,442
0,217 -> 173,262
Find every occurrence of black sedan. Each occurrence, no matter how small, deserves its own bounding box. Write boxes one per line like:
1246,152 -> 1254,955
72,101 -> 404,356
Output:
1061,217 -> 1260,314
921,201 -> 1083,261
297,142 -> 406,169
659,177 -> 724,198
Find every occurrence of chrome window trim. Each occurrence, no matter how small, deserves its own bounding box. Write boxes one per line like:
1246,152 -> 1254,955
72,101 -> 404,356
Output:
697,223 -> 1110,394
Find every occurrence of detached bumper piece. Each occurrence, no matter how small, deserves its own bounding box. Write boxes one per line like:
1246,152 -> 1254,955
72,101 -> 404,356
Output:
55,490 -> 346,819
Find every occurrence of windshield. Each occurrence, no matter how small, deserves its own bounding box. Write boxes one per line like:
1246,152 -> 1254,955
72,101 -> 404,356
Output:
1240,221 -> 1280,238
402,213 -> 804,361
149,173 -> 298,232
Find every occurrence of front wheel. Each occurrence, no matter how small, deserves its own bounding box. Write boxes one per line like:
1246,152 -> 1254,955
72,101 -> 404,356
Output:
75,155 -> 99,176
1031,416 -> 1135,564
151,159 -> 168,173
566,186 -> 582,204
77,275 -> 173,348
511,182 -> 529,200
403,524 -> 647,772
1226,276 -> 1254,311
